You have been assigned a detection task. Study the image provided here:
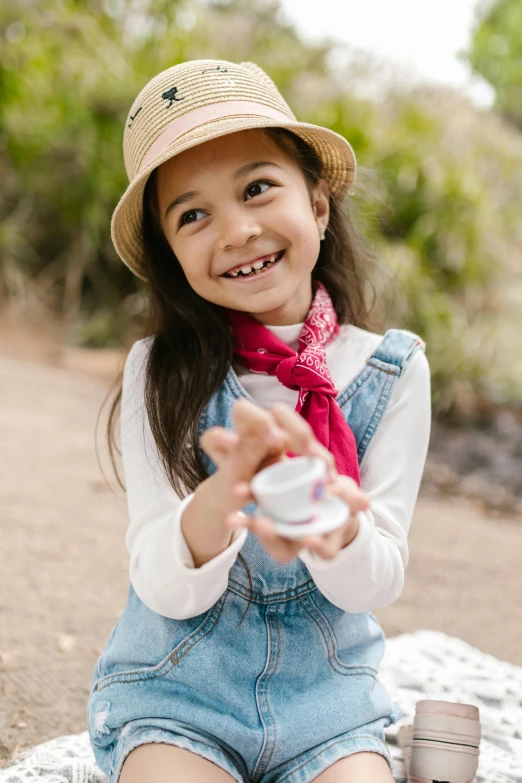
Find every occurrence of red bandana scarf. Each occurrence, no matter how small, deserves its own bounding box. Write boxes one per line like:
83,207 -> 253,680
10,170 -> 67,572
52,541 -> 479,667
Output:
226,282 -> 360,484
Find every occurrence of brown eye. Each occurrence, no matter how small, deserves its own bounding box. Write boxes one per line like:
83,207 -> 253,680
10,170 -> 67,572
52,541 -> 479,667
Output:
179,209 -> 206,227
245,180 -> 273,200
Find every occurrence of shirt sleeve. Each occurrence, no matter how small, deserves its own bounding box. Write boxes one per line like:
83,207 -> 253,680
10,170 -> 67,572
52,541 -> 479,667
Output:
298,349 -> 431,613
121,339 -> 247,621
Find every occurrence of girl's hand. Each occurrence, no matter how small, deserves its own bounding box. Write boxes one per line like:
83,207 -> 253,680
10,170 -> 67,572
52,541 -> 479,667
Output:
228,473 -> 368,563
205,401 -> 370,562
199,399 -> 288,517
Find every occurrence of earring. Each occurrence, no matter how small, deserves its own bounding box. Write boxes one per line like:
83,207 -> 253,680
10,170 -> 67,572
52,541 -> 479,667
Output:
320,229 -> 326,240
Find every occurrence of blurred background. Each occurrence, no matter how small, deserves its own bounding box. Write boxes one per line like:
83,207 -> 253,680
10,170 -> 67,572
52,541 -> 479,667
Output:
1,0 -> 522,764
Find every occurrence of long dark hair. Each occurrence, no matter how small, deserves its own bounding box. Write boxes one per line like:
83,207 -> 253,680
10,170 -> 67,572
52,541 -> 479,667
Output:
103,128 -> 381,615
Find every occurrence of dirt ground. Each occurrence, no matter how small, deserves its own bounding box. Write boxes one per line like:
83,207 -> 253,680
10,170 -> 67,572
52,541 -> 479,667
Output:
1,318 -> 521,763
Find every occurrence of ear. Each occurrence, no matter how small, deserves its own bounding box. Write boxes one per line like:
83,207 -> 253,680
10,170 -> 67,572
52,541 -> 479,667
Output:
311,178 -> 330,237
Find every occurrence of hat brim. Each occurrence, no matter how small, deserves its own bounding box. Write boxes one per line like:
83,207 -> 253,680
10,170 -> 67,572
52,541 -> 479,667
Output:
111,114 -> 357,281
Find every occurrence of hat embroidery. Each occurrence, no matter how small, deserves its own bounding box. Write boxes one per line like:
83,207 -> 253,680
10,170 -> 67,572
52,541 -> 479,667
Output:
162,87 -> 184,108
201,65 -> 235,87
127,107 -> 142,128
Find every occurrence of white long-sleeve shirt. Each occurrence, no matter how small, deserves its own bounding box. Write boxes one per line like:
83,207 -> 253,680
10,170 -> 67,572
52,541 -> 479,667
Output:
121,324 -> 431,620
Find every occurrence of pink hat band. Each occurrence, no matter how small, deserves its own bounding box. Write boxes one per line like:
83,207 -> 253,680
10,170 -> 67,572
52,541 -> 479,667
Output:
137,100 -> 295,174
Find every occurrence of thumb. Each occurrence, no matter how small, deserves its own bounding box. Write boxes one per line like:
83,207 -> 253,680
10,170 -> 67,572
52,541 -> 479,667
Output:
199,427 -> 239,465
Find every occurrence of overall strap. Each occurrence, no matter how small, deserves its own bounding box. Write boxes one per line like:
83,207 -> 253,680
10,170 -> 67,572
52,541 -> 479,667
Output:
366,328 -> 425,377
336,328 -> 426,464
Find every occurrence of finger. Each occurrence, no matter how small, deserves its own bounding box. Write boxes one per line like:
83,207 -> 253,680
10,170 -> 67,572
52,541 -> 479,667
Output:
230,400 -> 288,479
302,528 -> 344,560
270,404 -> 337,478
232,482 -> 255,505
232,399 -> 284,447
225,513 -> 278,545
200,427 -> 239,464
224,511 -> 283,533
226,511 -> 314,563
327,475 -> 370,514
250,515 -> 305,563
270,402 -> 314,450
225,511 -> 251,530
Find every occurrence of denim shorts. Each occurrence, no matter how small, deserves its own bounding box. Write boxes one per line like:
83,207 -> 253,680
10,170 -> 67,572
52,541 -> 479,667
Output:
106,715 -> 393,783
88,569 -> 401,783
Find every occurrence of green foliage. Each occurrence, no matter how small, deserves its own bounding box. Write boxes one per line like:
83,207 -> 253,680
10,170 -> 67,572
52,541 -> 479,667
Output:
297,81 -> 522,412
1,0 -> 522,414
0,0 -> 327,317
364,88 -> 522,412
465,0 -> 522,128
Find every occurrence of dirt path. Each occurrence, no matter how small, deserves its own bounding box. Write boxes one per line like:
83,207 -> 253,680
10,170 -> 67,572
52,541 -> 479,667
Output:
1,324 -> 521,762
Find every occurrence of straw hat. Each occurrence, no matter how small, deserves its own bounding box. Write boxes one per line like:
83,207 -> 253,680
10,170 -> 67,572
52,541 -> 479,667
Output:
112,59 -> 357,281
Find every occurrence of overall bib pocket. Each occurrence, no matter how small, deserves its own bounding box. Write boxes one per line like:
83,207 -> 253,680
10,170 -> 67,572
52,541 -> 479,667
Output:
92,592 -> 227,693
299,592 -> 380,677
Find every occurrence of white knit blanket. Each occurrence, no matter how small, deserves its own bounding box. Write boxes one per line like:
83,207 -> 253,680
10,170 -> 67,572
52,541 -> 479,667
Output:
1,631 -> 521,782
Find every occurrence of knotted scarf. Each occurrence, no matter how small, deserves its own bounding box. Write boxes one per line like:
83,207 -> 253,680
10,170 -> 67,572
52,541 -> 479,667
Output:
226,282 -> 360,484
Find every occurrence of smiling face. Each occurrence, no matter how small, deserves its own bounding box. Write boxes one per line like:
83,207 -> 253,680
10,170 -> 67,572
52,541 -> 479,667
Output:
155,129 -> 329,325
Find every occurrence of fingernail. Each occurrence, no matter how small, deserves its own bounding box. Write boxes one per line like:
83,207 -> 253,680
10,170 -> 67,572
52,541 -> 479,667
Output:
268,427 -> 283,443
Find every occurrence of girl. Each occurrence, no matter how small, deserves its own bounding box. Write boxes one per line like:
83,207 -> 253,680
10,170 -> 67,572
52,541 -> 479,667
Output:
88,60 -> 431,783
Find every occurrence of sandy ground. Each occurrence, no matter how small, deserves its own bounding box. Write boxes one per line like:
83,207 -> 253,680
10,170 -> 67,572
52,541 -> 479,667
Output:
1,319 -> 521,763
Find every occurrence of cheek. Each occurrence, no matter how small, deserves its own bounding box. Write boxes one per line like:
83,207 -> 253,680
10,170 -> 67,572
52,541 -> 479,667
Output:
177,256 -> 207,289
176,251 -> 221,301
275,198 -> 316,245
168,233 -> 210,284
285,216 -> 319,255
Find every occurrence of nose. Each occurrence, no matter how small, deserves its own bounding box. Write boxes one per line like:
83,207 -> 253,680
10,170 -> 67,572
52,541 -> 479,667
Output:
216,204 -> 262,250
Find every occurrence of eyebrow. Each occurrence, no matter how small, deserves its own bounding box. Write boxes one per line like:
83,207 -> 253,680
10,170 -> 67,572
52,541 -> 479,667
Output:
233,160 -> 282,180
163,161 -> 282,220
164,190 -> 199,219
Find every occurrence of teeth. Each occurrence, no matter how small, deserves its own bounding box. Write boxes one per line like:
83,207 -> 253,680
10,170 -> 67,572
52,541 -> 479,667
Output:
226,251 -> 282,277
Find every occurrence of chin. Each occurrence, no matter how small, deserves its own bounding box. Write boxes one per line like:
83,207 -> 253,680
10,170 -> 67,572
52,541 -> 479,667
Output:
239,291 -> 289,314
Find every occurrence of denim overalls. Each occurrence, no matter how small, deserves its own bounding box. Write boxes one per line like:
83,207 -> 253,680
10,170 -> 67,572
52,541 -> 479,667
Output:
88,328 -> 424,783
